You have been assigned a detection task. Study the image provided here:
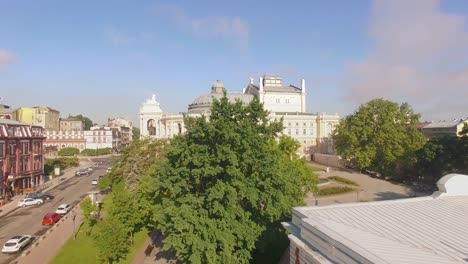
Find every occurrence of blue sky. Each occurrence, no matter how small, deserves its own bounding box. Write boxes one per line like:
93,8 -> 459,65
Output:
1,0 -> 467,125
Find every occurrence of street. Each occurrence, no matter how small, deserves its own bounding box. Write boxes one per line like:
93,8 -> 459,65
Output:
0,158 -> 110,264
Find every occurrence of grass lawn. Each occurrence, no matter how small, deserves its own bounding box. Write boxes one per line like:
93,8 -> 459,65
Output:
327,176 -> 360,186
318,186 -> 355,196
310,166 -> 323,172
50,224 -> 98,264
50,224 -> 148,264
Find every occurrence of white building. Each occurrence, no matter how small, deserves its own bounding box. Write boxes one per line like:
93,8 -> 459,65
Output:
139,76 -> 340,155
84,126 -> 119,150
283,174 -> 468,264
421,118 -> 468,138
108,117 -> 133,147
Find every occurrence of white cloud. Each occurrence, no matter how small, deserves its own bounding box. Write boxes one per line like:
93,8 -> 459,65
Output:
156,5 -> 249,49
0,50 -> 15,66
345,0 -> 468,120
105,29 -> 135,46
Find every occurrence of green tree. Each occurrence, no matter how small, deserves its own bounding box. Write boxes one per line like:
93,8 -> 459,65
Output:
132,127 -> 140,141
68,114 -> 94,130
333,99 -> 426,178
460,123 -> 468,136
150,95 -> 316,263
416,135 -> 468,181
92,217 -> 129,264
278,135 -> 301,160
108,182 -> 143,245
80,197 -> 99,235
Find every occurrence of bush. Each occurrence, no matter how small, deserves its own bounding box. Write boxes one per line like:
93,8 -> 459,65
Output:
318,186 -> 355,196
58,147 -> 80,156
327,176 -> 359,186
81,148 -> 113,156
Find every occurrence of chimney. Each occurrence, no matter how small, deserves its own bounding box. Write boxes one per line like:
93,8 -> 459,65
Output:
301,79 -> 306,94
259,77 -> 264,92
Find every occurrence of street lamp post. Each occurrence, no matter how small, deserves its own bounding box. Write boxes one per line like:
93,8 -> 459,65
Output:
72,211 -> 77,239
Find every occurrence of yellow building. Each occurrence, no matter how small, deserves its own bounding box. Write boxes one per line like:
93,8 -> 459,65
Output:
14,106 -> 60,130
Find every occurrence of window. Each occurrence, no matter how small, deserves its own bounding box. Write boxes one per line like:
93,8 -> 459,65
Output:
276,99 -> 280,103
303,129 -> 306,135
288,129 -> 291,135
286,99 -> 290,104
22,143 -> 29,155
288,123 -> 291,126
296,129 -> 299,135
9,144 -> 16,155
0,143 -> 4,158
296,123 -> 299,126
304,123 -> 306,126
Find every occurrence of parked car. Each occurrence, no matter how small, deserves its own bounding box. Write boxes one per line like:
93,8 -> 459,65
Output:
26,192 -> 53,201
75,169 -> 89,176
17,198 -> 43,207
55,204 -> 72,215
41,212 -> 61,225
84,167 -> 93,173
1,235 -> 32,253
91,179 -> 99,185
106,167 -> 112,173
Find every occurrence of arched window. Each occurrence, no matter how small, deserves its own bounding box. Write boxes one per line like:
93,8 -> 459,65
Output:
147,119 -> 156,136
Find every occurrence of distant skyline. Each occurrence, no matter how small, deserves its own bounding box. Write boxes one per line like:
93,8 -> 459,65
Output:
1,0 -> 467,126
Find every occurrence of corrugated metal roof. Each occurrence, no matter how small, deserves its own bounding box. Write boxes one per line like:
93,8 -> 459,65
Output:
296,196 -> 468,263
0,118 -> 29,125
423,120 -> 465,128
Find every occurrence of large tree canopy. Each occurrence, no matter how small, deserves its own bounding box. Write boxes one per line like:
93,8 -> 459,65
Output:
333,99 -> 426,177
150,95 -> 317,263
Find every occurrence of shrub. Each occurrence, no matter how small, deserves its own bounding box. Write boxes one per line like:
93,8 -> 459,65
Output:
318,186 -> 355,196
81,148 -> 113,156
327,176 -> 359,186
96,175 -> 112,191
58,147 -> 80,156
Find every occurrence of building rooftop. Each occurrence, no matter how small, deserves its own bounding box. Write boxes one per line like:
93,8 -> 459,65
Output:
0,118 -> 30,126
286,174 -> 468,264
423,119 -> 466,129
60,117 -> 82,122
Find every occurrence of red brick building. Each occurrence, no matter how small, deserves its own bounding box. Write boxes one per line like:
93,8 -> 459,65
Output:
0,119 -> 45,198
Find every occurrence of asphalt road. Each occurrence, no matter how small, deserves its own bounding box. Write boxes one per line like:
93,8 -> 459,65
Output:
0,159 -> 110,264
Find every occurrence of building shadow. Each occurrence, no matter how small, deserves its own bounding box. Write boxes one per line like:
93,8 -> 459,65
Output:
373,191 -> 412,201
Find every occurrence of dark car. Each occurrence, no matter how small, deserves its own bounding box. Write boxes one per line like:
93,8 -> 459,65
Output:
42,212 -> 61,226
26,192 -> 54,201
75,169 -> 89,176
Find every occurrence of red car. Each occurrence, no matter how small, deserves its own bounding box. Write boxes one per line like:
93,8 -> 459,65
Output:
42,212 -> 61,225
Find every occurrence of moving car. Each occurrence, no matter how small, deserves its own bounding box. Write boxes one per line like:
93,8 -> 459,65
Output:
84,167 -> 93,173
1,235 -> 32,253
17,198 -> 43,207
42,212 -> 61,225
55,204 -> 72,215
75,169 -> 89,176
91,179 -> 99,185
106,167 -> 112,173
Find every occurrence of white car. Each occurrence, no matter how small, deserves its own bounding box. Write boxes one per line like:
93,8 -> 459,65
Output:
56,204 -> 72,215
2,235 -> 32,253
85,167 -> 93,172
106,167 -> 112,173
17,198 -> 43,207
91,179 -> 98,185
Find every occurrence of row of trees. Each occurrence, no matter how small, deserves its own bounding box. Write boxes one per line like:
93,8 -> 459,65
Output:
333,98 -> 467,182
91,95 -> 318,263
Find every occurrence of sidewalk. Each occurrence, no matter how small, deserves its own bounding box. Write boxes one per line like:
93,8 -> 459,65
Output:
0,161 -> 91,218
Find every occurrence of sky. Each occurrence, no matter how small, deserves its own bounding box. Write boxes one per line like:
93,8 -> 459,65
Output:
1,0 -> 468,126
